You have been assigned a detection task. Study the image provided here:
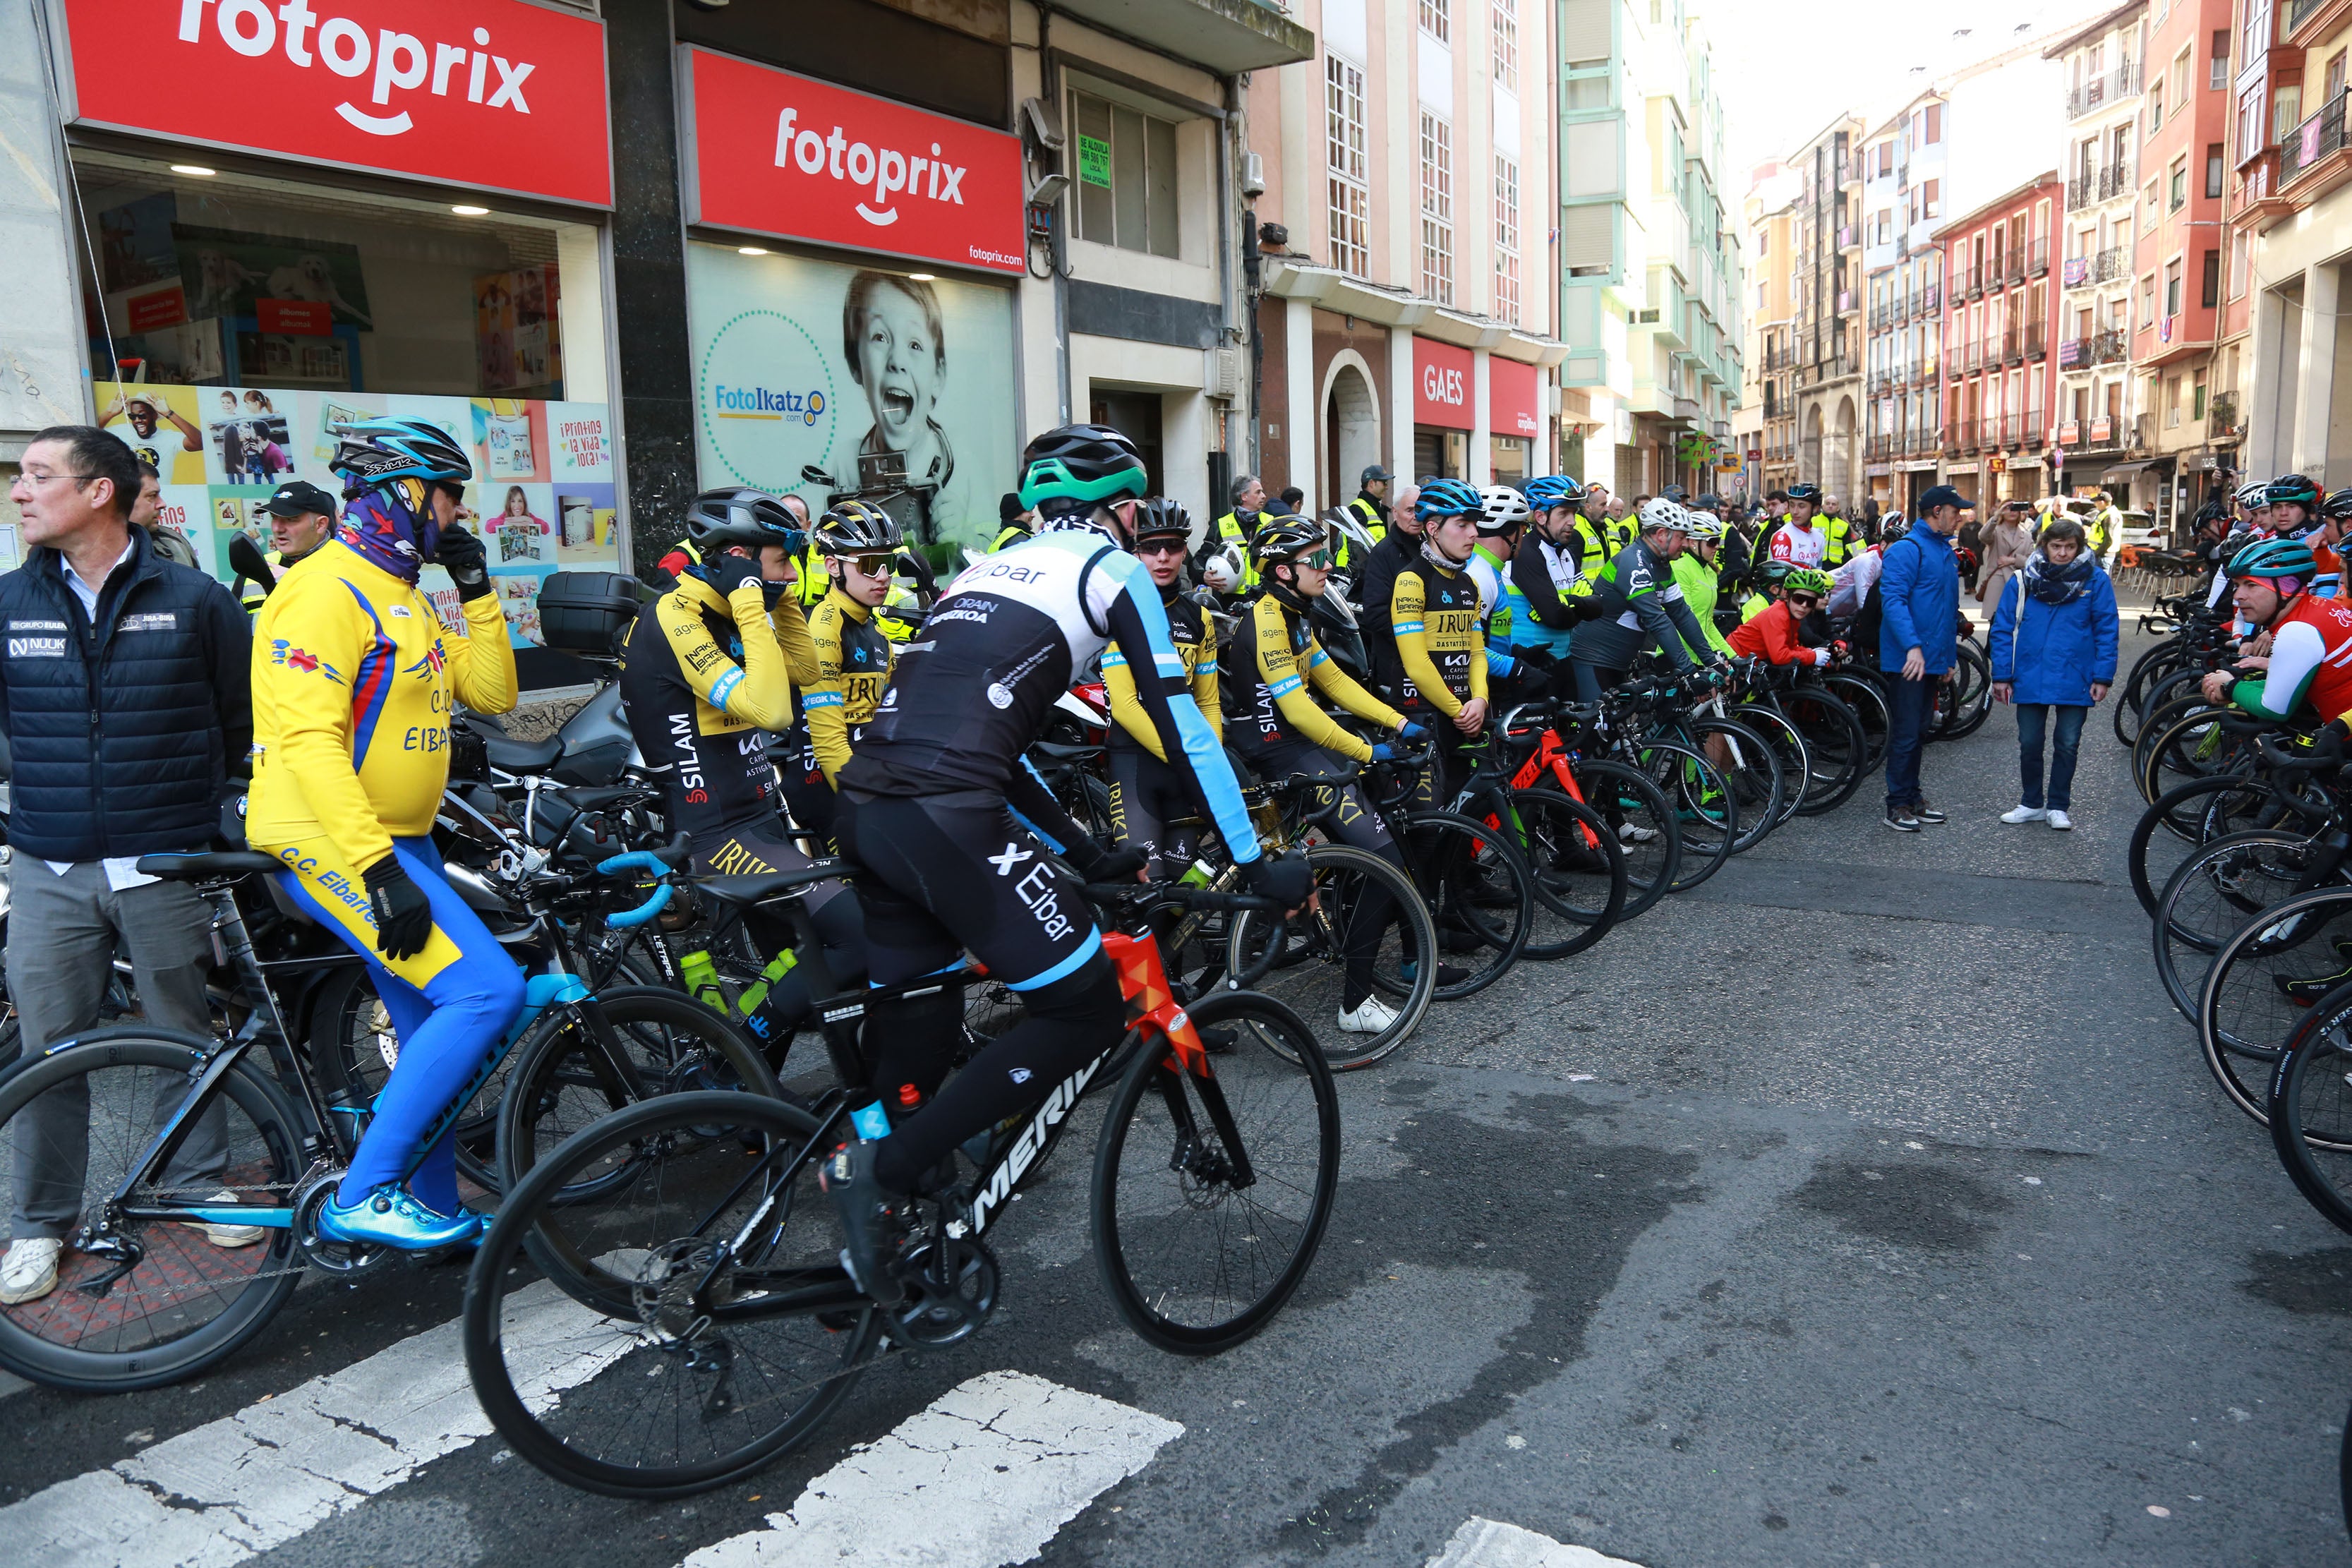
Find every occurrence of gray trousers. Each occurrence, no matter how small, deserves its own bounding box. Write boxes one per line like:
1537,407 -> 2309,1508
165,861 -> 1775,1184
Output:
8,862 -> 224,1238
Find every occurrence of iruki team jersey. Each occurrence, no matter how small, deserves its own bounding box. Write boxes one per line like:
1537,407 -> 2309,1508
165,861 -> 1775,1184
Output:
2231,592 -> 2352,725
618,572 -> 818,838
843,528 -> 1262,864
247,539 -> 517,873
1102,584 -> 1218,761
1229,590 -> 1402,764
1382,555 -> 1486,715
802,586 -> 895,783
1768,521 -> 1828,568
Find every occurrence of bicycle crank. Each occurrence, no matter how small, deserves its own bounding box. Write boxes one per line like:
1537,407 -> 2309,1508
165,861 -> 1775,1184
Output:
889,1235 -> 1000,1347
290,1166 -> 393,1277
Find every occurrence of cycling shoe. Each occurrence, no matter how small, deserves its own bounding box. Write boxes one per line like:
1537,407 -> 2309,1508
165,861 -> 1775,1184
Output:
317,1185 -> 483,1251
819,1140 -> 907,1308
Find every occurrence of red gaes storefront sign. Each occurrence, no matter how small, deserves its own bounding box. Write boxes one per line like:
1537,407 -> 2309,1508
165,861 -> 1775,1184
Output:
1488,356 -> 1541,438
1414,338 -> 1475,432
58,0 -> 612,207
680,47 -> 1026,276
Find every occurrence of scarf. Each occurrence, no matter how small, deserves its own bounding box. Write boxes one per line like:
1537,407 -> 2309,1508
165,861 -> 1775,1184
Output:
2021,548 -> 2094,606
1421,538 -> 1471,576
341,487 -> 437,586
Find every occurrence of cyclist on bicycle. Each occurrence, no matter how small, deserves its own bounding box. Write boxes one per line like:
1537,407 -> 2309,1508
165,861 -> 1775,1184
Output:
1671,512 -> 1737,661
786,500 -> 903,846
1729,566 -> 1837,668
1569,497 -> 1725,695
1231,512 -> 1431,1032
824,423 -> 1308,1303
1502,476 -> 1596,670
247,418 -> 521,1249
618,488 -> 865,1051
1101,499 -> 1219,880
1377,479 -> 1490,773
2199,537 -> 2352,725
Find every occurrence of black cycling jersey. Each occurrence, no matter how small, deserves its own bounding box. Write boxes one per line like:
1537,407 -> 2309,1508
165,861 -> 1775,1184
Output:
1567,537 -> 1712,674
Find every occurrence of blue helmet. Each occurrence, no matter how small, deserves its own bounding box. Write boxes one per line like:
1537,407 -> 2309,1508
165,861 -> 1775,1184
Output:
1416,478 -> 1483,521
1524,475 -> 1586,512
327,416 -> 472,495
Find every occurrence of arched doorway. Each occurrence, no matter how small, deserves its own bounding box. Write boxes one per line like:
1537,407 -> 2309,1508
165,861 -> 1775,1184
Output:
1323,361 -> 1380,514
1801,404 -> 1824,484
1831,396 -> 1857,502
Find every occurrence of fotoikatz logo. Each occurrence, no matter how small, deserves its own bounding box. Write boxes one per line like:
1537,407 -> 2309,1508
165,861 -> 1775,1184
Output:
712,382 -> 827,427
773,106 -> 970,230
174,0 -> 539,137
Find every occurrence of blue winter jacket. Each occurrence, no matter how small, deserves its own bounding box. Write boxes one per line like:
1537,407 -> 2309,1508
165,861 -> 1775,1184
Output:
1877,524 -> 1961,676
1986,559 -> 2120,707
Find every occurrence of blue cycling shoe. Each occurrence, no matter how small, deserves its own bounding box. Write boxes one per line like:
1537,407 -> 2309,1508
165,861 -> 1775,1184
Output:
318,1184 -> 483,1250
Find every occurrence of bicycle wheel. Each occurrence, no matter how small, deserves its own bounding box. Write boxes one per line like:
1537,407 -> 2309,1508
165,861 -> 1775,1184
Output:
496,986 -> 783,1194
1483,785 -> 1627,960
2267,983 -> 2352,1235
463,1090 -> 882,1499
2152,831 -> 2335,1022
1930,641 -> 1994,741
1224,843 -> 1436,1071
1775,688 -> 1868,814
1723,703 -> 1816,823
0,1030 -> 306,1391
1631,742 -> 1737,892
2130,773 -> 2294,917
2115,646 -> 2190,747
1092,990 -> 1339,1353
1403,809 -> 1532,998
1824,673 -> 1890,768
1686,718 -> 1785,852
1565,759 -> 1679,922
2200,886 -> 2352,1126
2137,705 -> 2241,804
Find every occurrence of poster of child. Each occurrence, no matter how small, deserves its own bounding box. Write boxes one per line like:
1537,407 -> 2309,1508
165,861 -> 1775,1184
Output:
497,572 -> 545,646
208,390 -> 294,486
492,484 -> 555,565
828,272 -> 984,546
97,382 -> 207,485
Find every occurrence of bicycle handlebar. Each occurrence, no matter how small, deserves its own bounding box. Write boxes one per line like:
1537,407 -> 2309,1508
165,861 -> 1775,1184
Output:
2256,728 -> 2347,773
1083,881 -> 1287,917
596,832 -> 693,928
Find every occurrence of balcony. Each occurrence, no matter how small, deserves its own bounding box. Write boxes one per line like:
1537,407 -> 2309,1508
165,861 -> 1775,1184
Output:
2025,322 -> 2047,358
1046,0 -> 1313,69
2067,174 -> 2092,208
1866,435 -> 1895,459
2067,61 -> 2143,122
1837,289 -> 1857,313
1922,282 -> 1942,313
2089,415 -> 2115,444
2025,417 -> 2046,447
1868,370 -> 1896,393
1837,224 -> 1858,250
2281,90 -> 2351,192
2059,418 -> 2080,445
2029,239 -> 2050,277
2093,328 -> 2128,364
2058,337 -> 2087,368
2001,413 -> 2025,446
1897,236 -> 1911,261
2063,255 -> 2089,287
2098,164 -> 2133,200
2209,392 -> 2243,439
2286,0 -> 2342,40
1955,418 -> 1982,454
1962,266 -> 1984,299
2003,330 -> 2023,366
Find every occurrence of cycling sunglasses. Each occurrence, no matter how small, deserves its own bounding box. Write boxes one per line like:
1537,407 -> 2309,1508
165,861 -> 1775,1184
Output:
1135,538 -> 1189,556
778,527 -> 809,556
1786,591 -> 1822,608
841,552 -> 895,577
1287,545 -> 1337,570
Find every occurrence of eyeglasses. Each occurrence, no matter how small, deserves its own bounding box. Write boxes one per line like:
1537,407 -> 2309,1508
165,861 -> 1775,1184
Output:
1136,539 -> 1188,557
10,470 -> 97,490
842,553 -> 895,578
778,529 -> 809,556
1286,547 -> 1337,571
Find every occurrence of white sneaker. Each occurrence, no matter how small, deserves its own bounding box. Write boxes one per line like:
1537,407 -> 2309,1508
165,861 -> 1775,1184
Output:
2047,809 -> 2073,831
1617,824 -> 1660,845
1338,996 -> 1400,1034
0,1238 -> 63,1305
2000,804 -> 2047,824
182,1190 -> 265,1248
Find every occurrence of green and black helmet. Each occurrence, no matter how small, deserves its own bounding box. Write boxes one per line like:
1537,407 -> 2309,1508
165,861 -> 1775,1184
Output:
1017,423 -> 1150,519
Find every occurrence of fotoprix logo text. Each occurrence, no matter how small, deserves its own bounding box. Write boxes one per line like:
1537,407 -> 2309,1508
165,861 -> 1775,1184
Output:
713,382 -> 826,427
175,0 -> 539,138
773,106 -> 970,229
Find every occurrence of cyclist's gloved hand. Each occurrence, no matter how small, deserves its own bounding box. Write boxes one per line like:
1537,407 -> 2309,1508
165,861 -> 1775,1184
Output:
1087,843 -> 1150,883
1243,850 -> 1314,907
700,550 -> 767,598
1397,720 -> 1430,742
1370,742 -> 1397,762
433,526 -> 493,601
1514,665 -> 1552,701
2324,717 -> 2352,751
361,855 -> 435,962
1517,646 -> 1560,673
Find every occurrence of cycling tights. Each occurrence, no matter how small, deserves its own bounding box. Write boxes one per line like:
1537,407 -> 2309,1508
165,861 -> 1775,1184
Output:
690,821 -> 867,1051
838,789 -> 1126,1195
1236,738 -> 1401,1010
1105,748 -> 1202,879
272,835 -> 525,1214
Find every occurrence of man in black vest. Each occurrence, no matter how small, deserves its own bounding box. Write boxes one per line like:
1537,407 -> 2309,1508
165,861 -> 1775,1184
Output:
0,425 -> 251,1305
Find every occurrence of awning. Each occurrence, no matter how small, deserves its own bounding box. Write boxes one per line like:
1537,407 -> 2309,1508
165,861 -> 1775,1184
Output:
2101,459 -> 2155,481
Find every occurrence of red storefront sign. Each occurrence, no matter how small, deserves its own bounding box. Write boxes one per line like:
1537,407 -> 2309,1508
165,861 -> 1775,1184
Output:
1488,356 -> 1541,438
58,0 -> 612,207
680,47 -> 1026,276
257,298 -> 332,335
1414,338 -> 1474,431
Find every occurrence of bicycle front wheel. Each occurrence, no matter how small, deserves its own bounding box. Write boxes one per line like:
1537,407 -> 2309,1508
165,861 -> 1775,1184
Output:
2199,885 -> 2352,1126
1488,785 -> 1627,959
1223,842 -> 1436,1071
1566,759 -> 1679,922
2152,829 -> 2334,1022
2268,984 -> 2352,1235
1092,990 -> 1339,1353
1404,809 -> 1532,998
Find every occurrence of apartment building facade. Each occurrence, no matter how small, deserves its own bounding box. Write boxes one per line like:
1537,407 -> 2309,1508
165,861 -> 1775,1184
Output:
2050,3 -> 2151,499
1742,162 -> 1803,500
1785,114 -> 1867,505
1935,174 -> 2067,509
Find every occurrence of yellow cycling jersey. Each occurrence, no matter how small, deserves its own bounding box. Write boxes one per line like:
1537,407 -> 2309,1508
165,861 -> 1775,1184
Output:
1234,591 -> 1401,764
246,538 -> 517,874
1387,557 -> 1487,716
804,586 -> 895,783
1102,585 -> 1219,762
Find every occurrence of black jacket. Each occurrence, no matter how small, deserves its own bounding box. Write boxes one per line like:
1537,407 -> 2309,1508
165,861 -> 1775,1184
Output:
1351,528 -> 1420,678
0,529 -> 251,861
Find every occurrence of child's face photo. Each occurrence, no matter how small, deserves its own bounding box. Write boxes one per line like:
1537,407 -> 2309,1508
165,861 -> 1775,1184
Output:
218,392 -> 238,414
856,283 -> 939,449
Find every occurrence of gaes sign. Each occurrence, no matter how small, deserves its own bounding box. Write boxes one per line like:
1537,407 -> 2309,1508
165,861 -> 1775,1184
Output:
59,0 -> 613,207
681,47 -> 1026,277
1414,338 -> 1475,432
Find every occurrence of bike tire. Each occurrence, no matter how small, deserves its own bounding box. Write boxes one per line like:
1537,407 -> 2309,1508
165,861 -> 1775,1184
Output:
2151,830 -> 2334,1023
1631,742 -> 1737,893
1775,687 -> 1868,814
1223,842 -> 1436,1071
1091,990 -> 1339,1353
1723,701 -> 1816,823
2267,982 -> 2352,1236
1402,809 -> 1533,998
1562,760 -> 1679,923
1487,785 -> 1627,960
1823,673 -> 1891,768
1686,718 -> 1785,852
2129,773 -> 2290,917
2199,885 -> 2352,1126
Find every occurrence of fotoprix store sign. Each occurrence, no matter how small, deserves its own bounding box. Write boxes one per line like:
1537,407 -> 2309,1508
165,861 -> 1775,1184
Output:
680,47 -> 1025,277
55,0 -> 612,207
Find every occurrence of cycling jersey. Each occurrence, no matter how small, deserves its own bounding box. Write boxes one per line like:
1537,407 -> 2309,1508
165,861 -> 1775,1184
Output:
617,571 -> 819,838
1671,553 -> 1735,660
1101,582 -> 1218,761
1827,546 -> 1885,618
1564,538 -> 1712,674
2231,593 -> 2352,724
804,586 -> 895,785
1502,533 -> 1583,656
1768,520 -> 1828,567
844,528 -> 1261,864
246,538 -> 517,872
1727,599 -> 1831,668
1383,554 -> 1487,716
1232,589 -> 1403,764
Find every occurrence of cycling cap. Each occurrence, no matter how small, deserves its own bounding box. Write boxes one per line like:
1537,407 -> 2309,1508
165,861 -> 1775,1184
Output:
1523,475 -> 1586,511
1017,423 -> 1149,515
1132,497 -> 1193,546
2225,536 -> 2316,584
813,498 -> 902,555
1478,485 -> 1533,534
1416,478 -> 1483,521
1638,497 -> 1695,534
1785,483 -> 1823,504
2236,479 -> 2274,509
1250,512 -> 1332,565
685,488 -> 809,555
2267,474 -> 2322,512
327,417 -> 471,493
2325,487 -> 2352,523
1784,567 -> 1835,596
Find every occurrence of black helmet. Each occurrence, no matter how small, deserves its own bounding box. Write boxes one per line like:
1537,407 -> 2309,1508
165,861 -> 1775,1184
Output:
2325,487 -> 2352,523
1131,497 -> 1192,547
1786,483 -> 1823,505
1017,423 -> 1150,518
813,498 -> 903,555
1755,559 -> 1795,590
683,487 -> 808,555
1250,512 -> 1332,566
2269,474 -> 2322,513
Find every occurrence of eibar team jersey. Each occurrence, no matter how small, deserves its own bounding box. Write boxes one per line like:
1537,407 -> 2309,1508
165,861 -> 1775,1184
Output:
1384,555 -> 1488,715
1102,583 -> 1219,761
803,586 -> 896,783
617,570 -> 821,838
843,527 -> 1263,864
2231,592 -> 2352,725
1231,590 -> 1404,764
246,538 -> 517,872
1768,520 -> 1828,567
1570,537 -> 1714,673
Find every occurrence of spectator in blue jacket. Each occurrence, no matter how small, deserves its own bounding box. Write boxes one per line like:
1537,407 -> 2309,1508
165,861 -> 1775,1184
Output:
1878,484 -> 1965,832
0,426 -> 251,1306
1987,515 -> 2118,831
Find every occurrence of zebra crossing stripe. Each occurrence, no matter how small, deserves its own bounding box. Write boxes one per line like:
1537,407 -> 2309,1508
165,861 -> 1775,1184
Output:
680,1370 -> 1183,1568
1425,1516 -> 1651,1568
0,1278 -> 632,1568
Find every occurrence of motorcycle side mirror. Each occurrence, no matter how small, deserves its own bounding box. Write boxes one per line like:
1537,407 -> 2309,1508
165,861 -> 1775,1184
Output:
799,464 -> 833,487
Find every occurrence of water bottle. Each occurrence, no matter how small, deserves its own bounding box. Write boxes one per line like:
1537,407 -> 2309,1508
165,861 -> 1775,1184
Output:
1179,858 -> 1214,888
678,948 -> 726,1018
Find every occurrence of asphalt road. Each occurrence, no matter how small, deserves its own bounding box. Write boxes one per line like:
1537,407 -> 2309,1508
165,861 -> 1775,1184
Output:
6,629 -> 2350,1568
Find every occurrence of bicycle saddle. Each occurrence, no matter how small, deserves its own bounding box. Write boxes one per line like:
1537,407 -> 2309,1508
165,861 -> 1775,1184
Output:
133,850 -> 284,881
698,863 -> 846,906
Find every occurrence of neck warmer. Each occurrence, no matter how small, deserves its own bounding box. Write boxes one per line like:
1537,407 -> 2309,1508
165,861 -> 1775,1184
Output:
2021,548 -> 2095,605
340,488 -> 436,585
1421,538 -> 1471,575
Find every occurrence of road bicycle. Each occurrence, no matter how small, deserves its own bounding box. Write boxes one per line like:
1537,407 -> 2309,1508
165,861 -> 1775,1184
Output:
462,876 -> 1339,1500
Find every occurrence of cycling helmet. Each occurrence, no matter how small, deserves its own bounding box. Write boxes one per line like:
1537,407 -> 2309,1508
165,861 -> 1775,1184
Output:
1478,484 -> 1533,535
1200,542 -> 1246,593
1131,497 -> 1193,548
327,416 -> 472,493
1784,567 -> 1835,596
1638,496 -> 1695,534
1754,559 -> 1795,591
2224,536 -> 2317,585
1016,423 -> 1149,517
684,488 -> 809,555
1524,475 -> 1586,512
2235,478 -> 2273,511
2267,473 -> 2322,513
1416,478 -> 1483,521
1785,483 -> 1823,505
1682,513 -> 1726,543
1880,517 -> 1912,543
1250,512 -> 1332,566
2324,487 -> 2352,523
812,498 -> 902,555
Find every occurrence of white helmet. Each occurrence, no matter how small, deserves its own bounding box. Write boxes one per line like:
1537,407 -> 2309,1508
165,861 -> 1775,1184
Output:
1639,496 -> 1696,535
1478,485 -> 1533,535
1200,542 -> 1246,593
1681,512 -> 1725,543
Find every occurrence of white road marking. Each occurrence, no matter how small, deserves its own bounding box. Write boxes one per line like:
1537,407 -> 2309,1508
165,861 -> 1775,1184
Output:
0,1279 -> 637,1568
1426,1516 -> 1651,1568
681,1370 -> 1182,1568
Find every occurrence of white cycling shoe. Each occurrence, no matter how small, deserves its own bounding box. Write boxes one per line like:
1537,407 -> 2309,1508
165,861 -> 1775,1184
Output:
1338,996 -> 1400,1034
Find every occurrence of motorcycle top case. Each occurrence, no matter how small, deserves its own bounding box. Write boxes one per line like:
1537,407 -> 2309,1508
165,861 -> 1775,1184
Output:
536,572 -> 651,656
